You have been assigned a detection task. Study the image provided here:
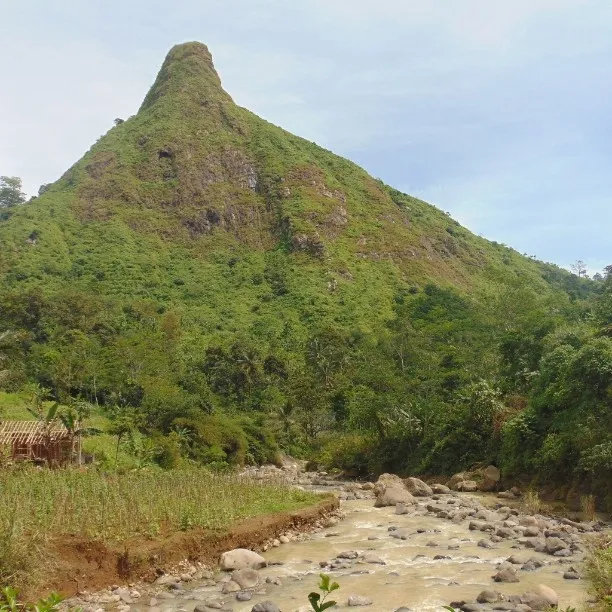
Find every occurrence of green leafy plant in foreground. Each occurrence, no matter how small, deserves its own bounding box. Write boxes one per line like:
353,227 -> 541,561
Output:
308,573 -> 339,611
0,587 -> 62,612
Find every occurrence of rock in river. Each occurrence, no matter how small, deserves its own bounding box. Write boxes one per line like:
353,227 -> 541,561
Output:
220,548 -> 267,570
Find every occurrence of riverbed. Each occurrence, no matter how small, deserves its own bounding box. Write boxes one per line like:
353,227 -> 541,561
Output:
134,494 -> 592,611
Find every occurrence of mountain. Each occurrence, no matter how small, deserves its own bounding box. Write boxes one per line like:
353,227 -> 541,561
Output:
0,42 -> 601,479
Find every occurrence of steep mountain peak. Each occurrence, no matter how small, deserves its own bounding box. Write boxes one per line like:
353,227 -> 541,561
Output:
139,41 -> 233,112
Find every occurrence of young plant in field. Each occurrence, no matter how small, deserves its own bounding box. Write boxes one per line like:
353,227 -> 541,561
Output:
0,587 -> 63,612
308,573 -> 339,611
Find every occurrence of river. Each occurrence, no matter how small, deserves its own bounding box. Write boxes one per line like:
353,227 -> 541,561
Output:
138,494 -> 591,611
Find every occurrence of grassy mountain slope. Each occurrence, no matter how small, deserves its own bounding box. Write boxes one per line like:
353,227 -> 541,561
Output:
1,43 -> 568,303
0,42 -> 602,478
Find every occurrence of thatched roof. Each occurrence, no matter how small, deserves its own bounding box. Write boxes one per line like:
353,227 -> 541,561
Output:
0,420 -> 70,445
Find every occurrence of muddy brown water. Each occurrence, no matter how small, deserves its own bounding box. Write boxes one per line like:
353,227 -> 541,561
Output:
140,494 -> 592,612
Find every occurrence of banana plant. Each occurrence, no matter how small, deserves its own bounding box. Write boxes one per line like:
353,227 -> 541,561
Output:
59,401 -> 100,466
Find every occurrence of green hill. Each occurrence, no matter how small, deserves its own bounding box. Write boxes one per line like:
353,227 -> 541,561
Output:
0,43 -> 608,495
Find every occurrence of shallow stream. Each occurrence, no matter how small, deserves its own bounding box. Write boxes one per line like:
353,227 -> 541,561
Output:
143,495 -> 590,611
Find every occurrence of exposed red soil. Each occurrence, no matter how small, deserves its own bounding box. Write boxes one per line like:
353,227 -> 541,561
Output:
32,497 -> 338,600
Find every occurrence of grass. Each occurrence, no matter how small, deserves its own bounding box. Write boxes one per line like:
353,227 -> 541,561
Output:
585,535 -> 612,611
0,466 -> 320,591
522,489 -> 542,514
581,494 -> 596,521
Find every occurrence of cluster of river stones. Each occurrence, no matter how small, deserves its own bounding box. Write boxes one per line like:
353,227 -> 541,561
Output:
65,466 -> 607,612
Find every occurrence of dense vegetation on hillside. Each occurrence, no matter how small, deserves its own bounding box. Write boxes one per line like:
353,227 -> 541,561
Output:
0,43 -> 609,505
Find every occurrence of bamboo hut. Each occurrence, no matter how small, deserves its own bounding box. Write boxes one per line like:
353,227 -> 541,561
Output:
0,420 -> 72,465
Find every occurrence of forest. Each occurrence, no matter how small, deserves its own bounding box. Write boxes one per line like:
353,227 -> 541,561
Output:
0,42 -> 610,511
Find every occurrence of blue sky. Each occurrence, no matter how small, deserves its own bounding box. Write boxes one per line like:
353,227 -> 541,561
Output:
1,0 -> 610,274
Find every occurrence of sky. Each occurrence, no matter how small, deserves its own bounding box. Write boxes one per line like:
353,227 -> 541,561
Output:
1,1 -> 610,275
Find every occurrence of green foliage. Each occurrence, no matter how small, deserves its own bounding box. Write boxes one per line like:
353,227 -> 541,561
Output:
585,536 -> 612,611
0,177 -> 26,209
0,466 -> 320,591
0,587 -> 62,612
0,41 -> 605,491
308,573 -> 339,612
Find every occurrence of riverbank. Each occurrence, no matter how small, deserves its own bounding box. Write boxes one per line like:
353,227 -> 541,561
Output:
0,466 -> 332,599
57,471 -> 611,612
42,496 -> 339,601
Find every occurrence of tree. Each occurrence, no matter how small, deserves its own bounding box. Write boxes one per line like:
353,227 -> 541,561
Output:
58,400 -> 100,466
0,176 -> 26,208
571,260 -> 587,278
0,331 -> 14,385
107,407 -> 143,468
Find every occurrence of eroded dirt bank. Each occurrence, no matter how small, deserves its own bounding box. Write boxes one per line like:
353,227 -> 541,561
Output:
35,497 -> 338,600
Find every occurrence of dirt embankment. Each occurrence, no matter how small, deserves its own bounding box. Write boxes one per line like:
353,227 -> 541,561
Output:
35,497 -> 338,600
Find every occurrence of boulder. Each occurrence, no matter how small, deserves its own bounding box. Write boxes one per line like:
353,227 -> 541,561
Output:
154,574 -> 179,586
431,483 -> 451,494
221,580 -> 241,593
493,568 -> 519,583
520,593 -> 551,610
479,465 -> 501,492
252,602 -> 281,612
495,527 -> 516,539
231,568 -> 260,589
523,526 -> 541,537
348,595 -> 373,606
403,477 -> 433,497
374,486 -> 415,508
518,515 -> 538,527
337,550 -> 359,559
362,552 -> 385,565
376,473 -> 404,487
544,537 -> 566,554
458,480 -> 478,492
535,584 -> 558,607
564,569 -> 580,579
447,472 -> 466,490
220,548 -> 267,570
477,590 -> 503,603
236,591 -> 253,601
395,502 -> 409,515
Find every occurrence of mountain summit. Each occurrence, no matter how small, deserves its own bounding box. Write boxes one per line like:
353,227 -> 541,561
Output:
0,40 -> 575,322
140,42 -> 233,112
